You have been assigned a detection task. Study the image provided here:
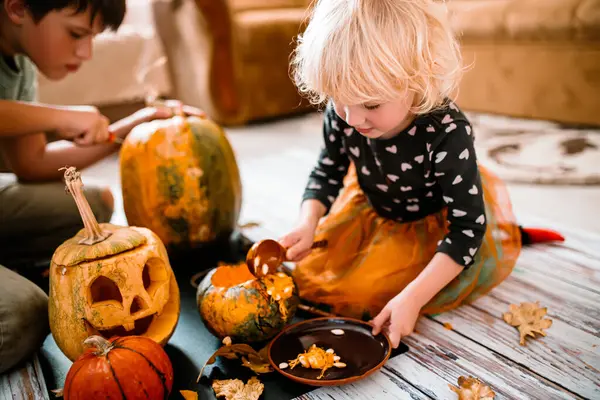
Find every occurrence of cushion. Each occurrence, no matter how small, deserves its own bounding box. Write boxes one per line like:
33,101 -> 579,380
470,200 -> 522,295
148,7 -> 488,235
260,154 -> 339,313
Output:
449,0 -> 600,41
229,0 -> 309,12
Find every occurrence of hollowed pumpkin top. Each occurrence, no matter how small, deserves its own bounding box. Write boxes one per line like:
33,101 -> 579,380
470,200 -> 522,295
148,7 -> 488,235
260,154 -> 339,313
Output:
197,262 -> 299,343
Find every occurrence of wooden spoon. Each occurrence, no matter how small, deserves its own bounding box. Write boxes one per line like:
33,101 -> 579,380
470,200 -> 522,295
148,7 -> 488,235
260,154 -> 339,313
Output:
246,239 -> 327,277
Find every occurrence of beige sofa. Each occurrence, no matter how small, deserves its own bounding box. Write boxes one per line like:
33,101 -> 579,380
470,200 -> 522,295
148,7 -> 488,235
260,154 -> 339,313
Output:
38,0 -> 600,127
449,0 -> 600,126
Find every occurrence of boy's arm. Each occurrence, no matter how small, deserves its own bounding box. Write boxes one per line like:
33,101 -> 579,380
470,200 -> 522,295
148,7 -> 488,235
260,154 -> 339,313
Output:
0,105 -> 184,182
0,100 -> 68,137
0,133 -> 119,181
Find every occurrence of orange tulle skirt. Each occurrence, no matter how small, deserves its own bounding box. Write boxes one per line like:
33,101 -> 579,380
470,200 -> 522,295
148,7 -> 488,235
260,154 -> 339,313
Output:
292,163 -> 522,319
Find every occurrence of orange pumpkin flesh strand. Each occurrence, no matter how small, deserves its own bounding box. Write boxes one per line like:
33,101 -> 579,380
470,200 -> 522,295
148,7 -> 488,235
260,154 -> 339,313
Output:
61,166 -> 110,245
263,272 -> 296,319
63,336 -> 173,400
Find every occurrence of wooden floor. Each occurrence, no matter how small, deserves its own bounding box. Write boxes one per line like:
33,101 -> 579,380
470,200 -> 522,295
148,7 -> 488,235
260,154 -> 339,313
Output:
2,111 -> 599,399
235,144 -> 600,400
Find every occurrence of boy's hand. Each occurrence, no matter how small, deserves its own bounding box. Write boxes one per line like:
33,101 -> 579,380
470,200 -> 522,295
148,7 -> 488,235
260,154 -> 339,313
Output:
155,99 -> 206,119
370,291 -> 421,348
135,100 -> 206,123
278,221 -> 318,262
110,100 -> 207,141
55,106 -> 110,146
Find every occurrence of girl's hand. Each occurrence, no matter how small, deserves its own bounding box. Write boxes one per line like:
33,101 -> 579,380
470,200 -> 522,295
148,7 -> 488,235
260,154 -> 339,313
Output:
370,291 -> 422,348
278,221 -> 318,262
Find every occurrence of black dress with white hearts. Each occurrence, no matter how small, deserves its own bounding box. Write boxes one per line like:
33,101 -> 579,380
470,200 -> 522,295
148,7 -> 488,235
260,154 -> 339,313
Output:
302,101 -> 487,268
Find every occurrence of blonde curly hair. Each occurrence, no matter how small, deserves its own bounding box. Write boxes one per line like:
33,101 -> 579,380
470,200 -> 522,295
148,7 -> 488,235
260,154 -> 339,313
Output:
291,0 -> 464,114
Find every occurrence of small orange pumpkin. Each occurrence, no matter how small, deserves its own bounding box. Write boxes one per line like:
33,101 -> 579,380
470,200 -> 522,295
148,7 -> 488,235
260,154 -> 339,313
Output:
62,335 -> 174,399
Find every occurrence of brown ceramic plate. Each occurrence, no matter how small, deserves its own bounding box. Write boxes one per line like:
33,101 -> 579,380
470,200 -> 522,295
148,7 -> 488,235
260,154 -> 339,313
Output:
268,317 -> 392,386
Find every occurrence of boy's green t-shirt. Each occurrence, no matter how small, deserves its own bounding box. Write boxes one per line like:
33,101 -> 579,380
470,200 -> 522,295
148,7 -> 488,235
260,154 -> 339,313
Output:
0,54 -> 37,101
0,54 -> 37,170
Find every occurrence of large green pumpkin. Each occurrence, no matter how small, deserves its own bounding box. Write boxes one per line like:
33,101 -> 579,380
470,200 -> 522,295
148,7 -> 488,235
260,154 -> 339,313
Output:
119,115 -> 242,247
197,262 -> 299,343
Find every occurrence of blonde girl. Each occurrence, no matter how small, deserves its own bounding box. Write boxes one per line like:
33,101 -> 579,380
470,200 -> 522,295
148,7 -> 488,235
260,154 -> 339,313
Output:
279,0 -> 562,348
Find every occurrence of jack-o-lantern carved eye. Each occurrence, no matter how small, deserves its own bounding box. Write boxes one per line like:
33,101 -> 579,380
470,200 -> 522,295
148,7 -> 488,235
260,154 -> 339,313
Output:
90,276 -> 123,306
142,258 -> 169,297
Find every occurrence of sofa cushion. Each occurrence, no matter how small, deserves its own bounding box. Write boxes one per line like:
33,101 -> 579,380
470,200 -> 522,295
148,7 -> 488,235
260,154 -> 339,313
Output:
229,0 -> 309,12
449,0 -> 600,41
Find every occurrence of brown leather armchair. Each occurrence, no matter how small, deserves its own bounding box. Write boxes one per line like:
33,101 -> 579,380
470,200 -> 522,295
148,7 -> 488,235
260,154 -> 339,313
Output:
153,0 -> 314,126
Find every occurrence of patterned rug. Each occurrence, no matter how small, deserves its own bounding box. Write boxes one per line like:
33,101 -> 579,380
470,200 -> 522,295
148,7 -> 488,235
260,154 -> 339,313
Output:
466,113 -> 600,185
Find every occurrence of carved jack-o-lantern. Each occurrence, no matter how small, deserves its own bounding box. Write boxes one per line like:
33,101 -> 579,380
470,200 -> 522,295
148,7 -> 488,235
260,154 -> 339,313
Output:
48,167 -> 180,361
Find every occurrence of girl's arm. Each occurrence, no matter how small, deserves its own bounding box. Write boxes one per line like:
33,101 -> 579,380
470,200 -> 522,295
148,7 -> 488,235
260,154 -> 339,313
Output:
370,253 -> 463,347
402,252 -> 463,307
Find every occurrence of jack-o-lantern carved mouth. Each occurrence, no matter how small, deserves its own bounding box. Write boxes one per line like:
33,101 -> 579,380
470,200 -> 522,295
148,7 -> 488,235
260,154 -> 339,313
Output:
84,258 -> 171,339
87,313 -> 157,338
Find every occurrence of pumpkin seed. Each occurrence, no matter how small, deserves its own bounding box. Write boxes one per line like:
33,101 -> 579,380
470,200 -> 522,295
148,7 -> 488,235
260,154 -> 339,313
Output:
262,264 -> 269,276
277,272 -> 287,278
279,362 -> 289,369
331,329 -> 345,335
284,286 -> 292,293
267,289 -> 273,296
333,356 -> 341,361
326,348 -> 334,354
299,356 -> 309,368
333,362 -> 346,368
274,294 -> 281,301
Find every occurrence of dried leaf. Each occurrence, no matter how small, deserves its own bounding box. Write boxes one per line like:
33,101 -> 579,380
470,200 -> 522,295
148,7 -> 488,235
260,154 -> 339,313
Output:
242,354 -> 273,374
197,337 -> 263,382
449,376 -> 495,399
180,390 -> 199,400
502,301 -> 553,346
241,343 -> 273,374
212,376 -> 264,400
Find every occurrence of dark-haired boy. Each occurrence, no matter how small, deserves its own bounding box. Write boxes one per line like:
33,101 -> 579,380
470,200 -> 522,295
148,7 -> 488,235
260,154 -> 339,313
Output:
0,0 -> 202,373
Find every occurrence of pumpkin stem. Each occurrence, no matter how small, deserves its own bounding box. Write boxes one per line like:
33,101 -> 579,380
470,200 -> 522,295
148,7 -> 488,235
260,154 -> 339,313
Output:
61,166 -> 111,245
83,335 -> 114,356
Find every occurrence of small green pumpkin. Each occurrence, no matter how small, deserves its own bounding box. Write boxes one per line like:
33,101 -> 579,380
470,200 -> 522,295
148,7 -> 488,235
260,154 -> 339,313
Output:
196,262 -> 299,343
